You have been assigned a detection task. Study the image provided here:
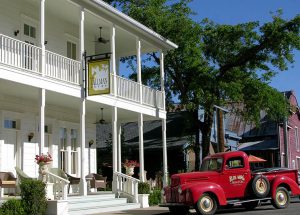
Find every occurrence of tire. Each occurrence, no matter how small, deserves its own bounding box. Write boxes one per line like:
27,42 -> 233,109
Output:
195,193 -> 218,215
242,201 -> 259,210
168,206 -> 189,215
252,175 -> 270,198
271,187 -> 290,209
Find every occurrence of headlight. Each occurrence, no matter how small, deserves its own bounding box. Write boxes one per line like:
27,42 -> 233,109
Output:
178,186 -> 182,194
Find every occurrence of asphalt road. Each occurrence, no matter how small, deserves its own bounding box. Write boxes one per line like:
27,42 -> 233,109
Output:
100,198 -> 300,215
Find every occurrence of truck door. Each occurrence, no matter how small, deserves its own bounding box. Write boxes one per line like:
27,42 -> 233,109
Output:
221,156 -> 251,199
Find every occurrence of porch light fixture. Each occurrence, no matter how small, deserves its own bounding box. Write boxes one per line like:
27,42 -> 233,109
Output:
14,30 -> 19,36
28,132 -> 34,142
89,140 -> 94,148
99,108 -> 105,124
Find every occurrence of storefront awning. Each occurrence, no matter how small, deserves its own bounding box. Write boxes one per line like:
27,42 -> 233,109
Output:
238,139 -> 278,151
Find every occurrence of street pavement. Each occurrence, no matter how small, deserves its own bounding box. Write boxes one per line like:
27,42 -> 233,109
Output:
99,197 -> 300,215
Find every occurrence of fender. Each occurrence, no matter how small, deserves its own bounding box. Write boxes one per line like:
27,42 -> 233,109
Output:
187,182 -> 227,205
271,175 -> 300,198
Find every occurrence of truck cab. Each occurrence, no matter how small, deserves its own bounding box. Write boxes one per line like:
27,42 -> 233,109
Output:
161,151 -> 300,215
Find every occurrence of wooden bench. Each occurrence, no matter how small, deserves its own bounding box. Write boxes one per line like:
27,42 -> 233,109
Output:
0,172 -> 17,197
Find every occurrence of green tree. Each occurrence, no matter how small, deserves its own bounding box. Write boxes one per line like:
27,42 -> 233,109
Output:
105,0 -> 300,170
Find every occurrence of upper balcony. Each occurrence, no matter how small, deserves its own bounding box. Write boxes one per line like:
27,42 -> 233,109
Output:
0,34 -> 164,109
0,0 -> 177,113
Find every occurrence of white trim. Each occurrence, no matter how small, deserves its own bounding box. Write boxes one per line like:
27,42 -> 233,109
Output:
295,126 -> 299,152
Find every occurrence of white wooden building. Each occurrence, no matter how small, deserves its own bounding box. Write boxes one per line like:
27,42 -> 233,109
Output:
0,0 -> 177,212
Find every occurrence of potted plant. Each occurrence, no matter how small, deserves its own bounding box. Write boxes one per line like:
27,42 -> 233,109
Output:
138,182 -> 150,208
123,160 -> 139,176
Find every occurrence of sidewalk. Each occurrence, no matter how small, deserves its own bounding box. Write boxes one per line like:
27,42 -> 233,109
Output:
98,206 -> 170,215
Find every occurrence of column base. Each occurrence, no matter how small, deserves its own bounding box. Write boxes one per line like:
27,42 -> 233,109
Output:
79,178 -> 87,196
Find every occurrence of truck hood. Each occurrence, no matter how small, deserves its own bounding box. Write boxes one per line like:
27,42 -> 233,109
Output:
171,171 -> 219,187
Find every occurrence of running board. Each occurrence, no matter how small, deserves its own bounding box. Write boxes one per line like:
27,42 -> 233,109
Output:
227,197 -> 271,205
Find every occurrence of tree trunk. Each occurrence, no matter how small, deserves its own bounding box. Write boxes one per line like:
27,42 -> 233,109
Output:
217,109 -> 225,152
193,110 -> 201,171
201,110 -> 214,160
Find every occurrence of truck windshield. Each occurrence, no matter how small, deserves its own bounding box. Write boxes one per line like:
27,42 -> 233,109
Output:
200,158 -> 223,171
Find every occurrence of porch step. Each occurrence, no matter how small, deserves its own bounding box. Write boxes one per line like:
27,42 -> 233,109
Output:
68,193 -> 140,215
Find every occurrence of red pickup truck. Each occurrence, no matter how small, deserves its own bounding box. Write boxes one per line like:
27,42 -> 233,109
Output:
161,151 -> 300,215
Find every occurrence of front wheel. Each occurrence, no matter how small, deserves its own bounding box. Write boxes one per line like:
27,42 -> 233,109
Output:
168,206 -> 189,215
195,193 -> 217,215
271,187 -> 290,209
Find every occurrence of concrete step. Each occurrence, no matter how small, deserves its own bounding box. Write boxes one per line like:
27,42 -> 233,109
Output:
68,193 -> 141,215
69,198 -> 128,209
69,203 -> 140,215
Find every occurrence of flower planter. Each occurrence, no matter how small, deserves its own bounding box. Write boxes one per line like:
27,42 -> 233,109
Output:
125,166 -> 135,176
138,194 -> 149,208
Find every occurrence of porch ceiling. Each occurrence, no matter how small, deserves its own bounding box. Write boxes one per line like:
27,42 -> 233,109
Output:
0,79 -> 155,124
23,0 -> 158,57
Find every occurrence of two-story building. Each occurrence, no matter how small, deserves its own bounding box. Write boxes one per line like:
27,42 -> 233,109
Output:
237,91 -> 300,170
0,0 -> 177,212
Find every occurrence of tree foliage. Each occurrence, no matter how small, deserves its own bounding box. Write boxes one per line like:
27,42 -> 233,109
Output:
104,0 -> 300,170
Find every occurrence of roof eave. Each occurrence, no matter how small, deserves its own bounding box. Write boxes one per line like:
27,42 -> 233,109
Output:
91,0 -> 178,51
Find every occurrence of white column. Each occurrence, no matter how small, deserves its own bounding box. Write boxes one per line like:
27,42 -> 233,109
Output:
79,6 -> 87,196
39,88 -> 45,154
162,118 -> 168,186
112,107 -> 118,192
38,0 -> 46,155
40,0 -> 45,77
136,38 -> 142,104
117,123 -> 122,172
160,50 -> 165,110
159,50 -> 165,92
111,25 -> 117,96
138,113 -> 145,182
66,128 -> 72,173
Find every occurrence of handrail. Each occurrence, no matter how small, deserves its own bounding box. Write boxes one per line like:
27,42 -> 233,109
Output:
46,171 -> 70,200
114,171 -> 140,203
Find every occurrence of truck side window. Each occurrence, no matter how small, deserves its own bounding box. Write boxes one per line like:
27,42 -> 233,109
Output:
226,157 -> 244,169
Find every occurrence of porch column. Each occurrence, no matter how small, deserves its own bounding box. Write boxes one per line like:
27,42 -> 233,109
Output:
136,38 -> 142,104
79,6 -> 87,196
40,0 -> 45,77
160,50 -> 165,109
138,114 -> 145,182
117,123 -> 122,172
38,0 -> 46,154
162,118 -> 168,186
66,128 -> 72,173
39,88 -> 45,154
112,107 -> 118,192
111,25 -> 117,96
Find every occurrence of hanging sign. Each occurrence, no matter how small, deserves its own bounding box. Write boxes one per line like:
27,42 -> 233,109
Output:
88,59 -> 110,96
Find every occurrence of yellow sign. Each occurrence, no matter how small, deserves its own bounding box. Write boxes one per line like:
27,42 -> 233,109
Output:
88,59 -> 110,96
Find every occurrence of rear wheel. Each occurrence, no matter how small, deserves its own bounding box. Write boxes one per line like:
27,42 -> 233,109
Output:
168,206 -> 189,215
271,187 -> 290,209
195,193 -> 217,215
242,201 -> 259,210
252,175 -> 270,198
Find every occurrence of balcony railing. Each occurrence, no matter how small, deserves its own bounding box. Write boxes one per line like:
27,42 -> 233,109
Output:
45,50 -> 80,84
0,34 -> 165,110
0,34 -> 41,74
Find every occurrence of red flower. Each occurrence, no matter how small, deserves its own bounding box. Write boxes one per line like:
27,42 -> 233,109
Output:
35,152 -> 53,165
123,159 -> 140,168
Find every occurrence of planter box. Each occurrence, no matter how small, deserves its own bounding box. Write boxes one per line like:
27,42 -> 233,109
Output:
138,194 -> 149,208
46,200 -> 68,215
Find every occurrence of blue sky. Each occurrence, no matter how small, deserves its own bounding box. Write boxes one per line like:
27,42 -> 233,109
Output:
188,0 -> 300,99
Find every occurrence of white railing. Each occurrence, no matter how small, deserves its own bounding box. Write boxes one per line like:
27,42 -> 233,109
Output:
114,74 -> 140,103
142,85 -> 165,109
114,171 -> 140,203
0,34 -> 41,74
46,171 -> 70,200
45,50 -> 81,85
